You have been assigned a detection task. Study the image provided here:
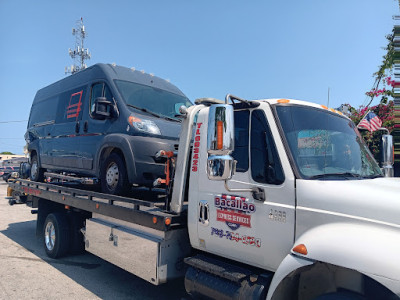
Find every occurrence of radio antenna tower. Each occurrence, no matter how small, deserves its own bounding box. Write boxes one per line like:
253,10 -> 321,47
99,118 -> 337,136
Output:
65,18 -> 91,74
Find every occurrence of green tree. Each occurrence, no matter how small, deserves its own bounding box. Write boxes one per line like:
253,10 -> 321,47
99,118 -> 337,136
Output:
346,102 -> 394,161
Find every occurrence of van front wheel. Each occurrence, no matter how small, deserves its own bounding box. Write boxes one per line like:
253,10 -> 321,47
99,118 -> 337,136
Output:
101,153 -> 129,195
30,155 -> 44,182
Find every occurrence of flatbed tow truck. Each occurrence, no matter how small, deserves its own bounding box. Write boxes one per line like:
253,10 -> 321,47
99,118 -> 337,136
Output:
7,95 -> 400,299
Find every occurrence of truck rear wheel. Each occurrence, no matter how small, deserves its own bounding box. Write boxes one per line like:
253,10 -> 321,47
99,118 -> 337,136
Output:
30,155 -> 44,182
101,153 -> 129,195
43,213 -> 70,258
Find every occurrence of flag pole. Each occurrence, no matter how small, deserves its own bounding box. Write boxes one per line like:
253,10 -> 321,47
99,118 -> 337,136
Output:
357,109 -> 370,127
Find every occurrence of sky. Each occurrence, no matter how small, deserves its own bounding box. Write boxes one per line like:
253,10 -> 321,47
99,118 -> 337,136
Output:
0,0 -> 398,154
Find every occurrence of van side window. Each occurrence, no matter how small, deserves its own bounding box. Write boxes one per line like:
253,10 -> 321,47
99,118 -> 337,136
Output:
90,83 -> 113,116
55,86 -> 86,123
251,110 -> 284,185
231,110 -> 249,172
28,96 -> 59,127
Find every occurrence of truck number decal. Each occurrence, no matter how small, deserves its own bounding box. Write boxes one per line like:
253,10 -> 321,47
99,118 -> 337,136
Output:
191,122 -> 203,172
268,209 -> 286,223
211,227 -> 261,248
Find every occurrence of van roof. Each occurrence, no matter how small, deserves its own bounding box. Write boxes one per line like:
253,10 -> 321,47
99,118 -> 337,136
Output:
34,63 -> 186,102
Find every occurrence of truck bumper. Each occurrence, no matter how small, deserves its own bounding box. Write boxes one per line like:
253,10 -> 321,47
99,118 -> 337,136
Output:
127,135 -> 178,186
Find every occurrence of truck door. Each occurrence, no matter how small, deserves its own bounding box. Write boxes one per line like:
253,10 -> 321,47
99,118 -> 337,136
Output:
191,104 -> 296,272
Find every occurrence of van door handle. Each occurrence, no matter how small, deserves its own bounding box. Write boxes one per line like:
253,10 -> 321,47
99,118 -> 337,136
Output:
75,122 -> 80,133
83,121 -> 88,132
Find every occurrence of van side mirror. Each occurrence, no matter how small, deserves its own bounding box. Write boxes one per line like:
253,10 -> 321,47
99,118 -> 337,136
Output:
206,104 -> 235,180
94,97 -> 112,119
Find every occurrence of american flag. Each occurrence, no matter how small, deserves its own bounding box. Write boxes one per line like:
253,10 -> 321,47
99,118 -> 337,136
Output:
357,111 -> 382,132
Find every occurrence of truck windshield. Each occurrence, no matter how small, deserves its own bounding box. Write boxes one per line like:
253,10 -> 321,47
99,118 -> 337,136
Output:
115,80 -> 192,120
275,105 -> 383,179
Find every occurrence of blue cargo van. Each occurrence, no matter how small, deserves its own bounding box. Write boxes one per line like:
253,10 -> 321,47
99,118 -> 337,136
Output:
25,63 -> 191,195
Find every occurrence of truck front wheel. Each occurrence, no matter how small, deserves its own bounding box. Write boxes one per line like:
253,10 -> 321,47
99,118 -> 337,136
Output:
101,153 -> 129,195
43,213 -> 70,258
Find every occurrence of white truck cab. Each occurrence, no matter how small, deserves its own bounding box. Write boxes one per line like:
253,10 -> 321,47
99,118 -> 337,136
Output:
176,95 -> 400,299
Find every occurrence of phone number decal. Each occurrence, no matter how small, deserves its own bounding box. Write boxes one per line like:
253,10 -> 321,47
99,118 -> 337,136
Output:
211,227 -> 261,248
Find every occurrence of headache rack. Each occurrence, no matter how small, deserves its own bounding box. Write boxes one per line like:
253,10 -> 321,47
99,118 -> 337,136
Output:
8,179 -> 186,231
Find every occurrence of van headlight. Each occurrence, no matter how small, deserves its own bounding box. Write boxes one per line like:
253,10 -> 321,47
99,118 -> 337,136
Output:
128,116 -> 161,135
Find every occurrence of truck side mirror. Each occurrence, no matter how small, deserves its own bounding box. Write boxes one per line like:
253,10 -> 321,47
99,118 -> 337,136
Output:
94,97 -> 112,119
381,134 -> 394,177
207,155 -> 235,180
207,104 -> 234,155
206,104 -> 235,180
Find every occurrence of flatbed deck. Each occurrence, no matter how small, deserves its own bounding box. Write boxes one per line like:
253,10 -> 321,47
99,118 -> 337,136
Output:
8,179 -> 186,231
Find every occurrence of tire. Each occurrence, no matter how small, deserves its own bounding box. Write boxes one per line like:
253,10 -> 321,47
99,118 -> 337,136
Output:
43,213 -> 70,258
100,153 -> 129,195
30,154 -> 44,182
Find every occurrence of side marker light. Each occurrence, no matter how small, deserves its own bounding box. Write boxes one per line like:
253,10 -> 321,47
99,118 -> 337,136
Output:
277,99 -> 290,103
292,244 -> 308,255
217,121 -> 223,150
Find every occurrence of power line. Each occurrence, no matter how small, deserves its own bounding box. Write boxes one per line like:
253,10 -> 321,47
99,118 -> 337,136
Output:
0,120 -> 27,124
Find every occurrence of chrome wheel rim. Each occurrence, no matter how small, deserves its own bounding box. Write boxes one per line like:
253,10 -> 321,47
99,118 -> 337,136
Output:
44,221 -> 55,251
31,161 -> 38,179
106,162 -> 119,190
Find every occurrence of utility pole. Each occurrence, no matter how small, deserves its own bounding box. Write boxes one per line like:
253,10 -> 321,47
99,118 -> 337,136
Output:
65,18 -> 91,75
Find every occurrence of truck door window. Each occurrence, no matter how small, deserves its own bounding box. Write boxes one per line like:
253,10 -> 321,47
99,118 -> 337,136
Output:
231,110 -> 249,172
251,110 -> 284,185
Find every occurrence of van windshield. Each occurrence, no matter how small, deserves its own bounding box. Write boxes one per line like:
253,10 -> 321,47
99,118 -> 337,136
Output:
275,105 -> 383,180
115,80 -> 192,120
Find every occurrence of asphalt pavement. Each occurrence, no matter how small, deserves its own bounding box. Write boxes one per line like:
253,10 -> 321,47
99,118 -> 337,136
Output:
0,181 -> 187,299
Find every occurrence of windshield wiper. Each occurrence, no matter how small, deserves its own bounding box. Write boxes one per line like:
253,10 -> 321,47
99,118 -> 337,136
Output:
309,172 -> 362,180
126,104 -> 180,122
160,115 -> 181,122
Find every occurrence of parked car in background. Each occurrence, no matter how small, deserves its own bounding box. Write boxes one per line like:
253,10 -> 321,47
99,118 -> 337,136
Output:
25,63 -> 192,195
0,157 -> 28,181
